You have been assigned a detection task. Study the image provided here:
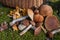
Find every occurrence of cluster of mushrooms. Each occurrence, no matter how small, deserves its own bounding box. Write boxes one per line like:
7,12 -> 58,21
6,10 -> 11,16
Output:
8,4 -> 60,40
0,0 -> 60,40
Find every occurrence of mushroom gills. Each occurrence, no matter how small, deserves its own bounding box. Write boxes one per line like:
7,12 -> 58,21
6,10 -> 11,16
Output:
51,28 -> 60,34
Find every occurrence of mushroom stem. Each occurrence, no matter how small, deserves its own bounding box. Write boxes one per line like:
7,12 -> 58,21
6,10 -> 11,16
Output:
10,16 -> 28,26
40,26 -> 47,33
20,24 -> 32,36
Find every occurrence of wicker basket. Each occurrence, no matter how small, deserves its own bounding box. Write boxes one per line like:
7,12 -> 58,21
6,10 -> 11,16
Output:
0,0 -> 43,8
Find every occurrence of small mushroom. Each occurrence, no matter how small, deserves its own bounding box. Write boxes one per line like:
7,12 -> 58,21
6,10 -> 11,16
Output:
1,21 -> 8,30
34,24 -> 41,36
9,11 -> 13,16
8,11 -> 13,17
18,19 -> 30,30
21,19 -> 30,26
34,9 -> 44,23
20,8 -> 27,16
0,21 -> 8,31
39,4 -> 53,17
10,16 -> 28,26
12,24 -> 18,31
13,9 -> 21,20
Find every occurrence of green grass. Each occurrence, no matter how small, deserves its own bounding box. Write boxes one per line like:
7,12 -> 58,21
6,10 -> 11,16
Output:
0,1 -> 60,40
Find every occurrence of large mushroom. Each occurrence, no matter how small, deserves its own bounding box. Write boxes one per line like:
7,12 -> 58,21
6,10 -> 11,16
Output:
39,5 -> 53,17
33,9 -> 47,35
45,15 -> 59,31
45,15 -> 60,39
34,9 -> 44,23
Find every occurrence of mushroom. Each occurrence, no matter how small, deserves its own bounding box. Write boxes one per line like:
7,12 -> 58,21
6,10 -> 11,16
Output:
0,21 -> 8,31
12,24 -> 18,31
19,21 -> 35,35
8,11 -> 13,17
10,16 -> 28,26
1,21 -> 8,30
39,4 -> 53,17
21,19 -> 30,26
13,9 -> 21,20
45,15 -> 59,31
45,15 -> 60,39
8,6 -> 22,20
20,8 -> 27,16
34,9 -> 44,23
9,11 -> 13,16
18,19 -> 30,31
33,9 -> 47,34
35,23 -> 47,34
27,9 -> 34,21
20,21 -> 44,36
20,24 -> 33,36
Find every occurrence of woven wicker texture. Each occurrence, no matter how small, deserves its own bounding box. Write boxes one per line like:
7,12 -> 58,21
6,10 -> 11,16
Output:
0,0 -> 43,8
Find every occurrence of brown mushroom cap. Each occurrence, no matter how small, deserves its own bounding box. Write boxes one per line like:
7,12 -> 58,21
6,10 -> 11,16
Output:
45,15 -> 59,31
39,5 -> 53,17
34,14 -> 44,23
